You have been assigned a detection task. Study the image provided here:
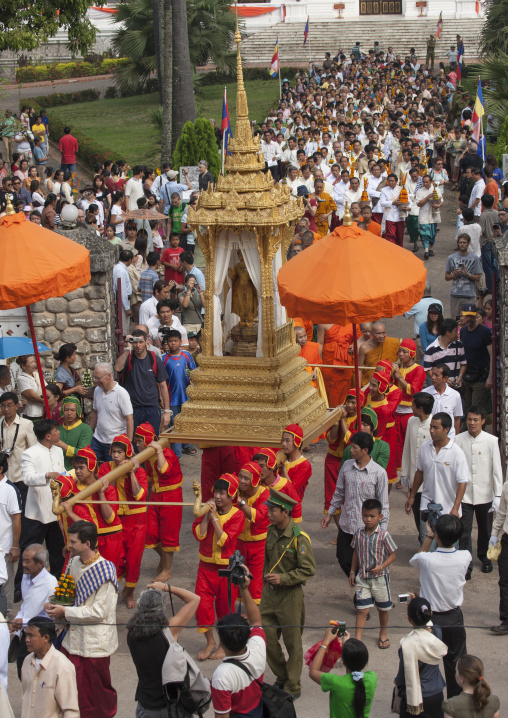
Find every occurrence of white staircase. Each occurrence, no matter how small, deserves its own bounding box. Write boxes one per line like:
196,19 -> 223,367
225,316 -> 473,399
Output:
241,18 -> 483,66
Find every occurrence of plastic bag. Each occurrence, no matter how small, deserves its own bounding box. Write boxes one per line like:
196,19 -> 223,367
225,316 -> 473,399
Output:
487,541 -> 502,562
303,637 -> 342,672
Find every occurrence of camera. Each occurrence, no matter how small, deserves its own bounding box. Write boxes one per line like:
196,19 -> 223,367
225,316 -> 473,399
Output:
218,550 -> 246,586
159,326 -> 173,343
330,620 -> 346,636
398,593 -> 411,604
421,501 -> 443,530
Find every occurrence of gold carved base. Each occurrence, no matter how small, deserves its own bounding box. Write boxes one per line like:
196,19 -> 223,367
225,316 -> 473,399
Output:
230,323 -> 258,357
167,344 -> 330,445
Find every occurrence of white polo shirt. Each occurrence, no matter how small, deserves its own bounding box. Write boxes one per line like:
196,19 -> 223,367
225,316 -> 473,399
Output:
422,384 -> 463,438
454,430 -> 503,505
0,476 -> 21,552
93,382 -> 133,444
416,439 -> 468,515
409,548 -> 471,612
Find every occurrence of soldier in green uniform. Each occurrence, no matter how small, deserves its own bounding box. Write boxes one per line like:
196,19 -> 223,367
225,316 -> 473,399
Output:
260,487 -> 316,699
426,34 -> 436,72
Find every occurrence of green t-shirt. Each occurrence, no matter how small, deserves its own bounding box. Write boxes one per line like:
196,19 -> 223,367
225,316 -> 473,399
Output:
169,204 -> 184,233
321,671 -> 377,718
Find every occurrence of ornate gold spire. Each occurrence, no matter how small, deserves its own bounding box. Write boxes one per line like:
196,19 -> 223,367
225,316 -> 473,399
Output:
4,195 -> 15,216
187,0 -> 302,228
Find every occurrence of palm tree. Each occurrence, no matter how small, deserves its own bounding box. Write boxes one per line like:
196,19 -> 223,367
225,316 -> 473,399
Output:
172,0 -> 196,147
479,0 -> 508,57
112,0 -> 156,92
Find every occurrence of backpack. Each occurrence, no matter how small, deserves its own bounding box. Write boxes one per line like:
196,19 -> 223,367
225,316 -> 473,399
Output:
226,658 -> 297,718
161,627 -> 211,717
119,349 -> 158,386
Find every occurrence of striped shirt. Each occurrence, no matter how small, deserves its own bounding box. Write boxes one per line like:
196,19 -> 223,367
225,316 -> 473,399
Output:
329,458 -> 389,535
138,267 -> 159,303
352,525 -> 397,579
423,337 -> 466,381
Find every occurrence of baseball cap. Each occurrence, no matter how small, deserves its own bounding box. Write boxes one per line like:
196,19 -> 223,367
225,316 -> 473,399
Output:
461,303 -> 477,315
428,303 -> 443,314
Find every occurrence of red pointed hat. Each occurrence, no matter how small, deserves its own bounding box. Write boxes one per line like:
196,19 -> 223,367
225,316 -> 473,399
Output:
240,462 -> 262,487
376,359 -> 394,375
400,338 -> 417,358
135,423 -> 157,447
257,448 -> 277,470
283,423 -> 304,447
75,446 -> 98,472
345,387 -> 366,406
52,473 -> 79,499
372,370 -> 391,394
219,473 -> 240,497
110,434 -> 134,457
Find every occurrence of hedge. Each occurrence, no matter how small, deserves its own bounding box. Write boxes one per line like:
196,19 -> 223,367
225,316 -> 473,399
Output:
198,66 -> 300,86
21,89 -> 100,114
16,58 -> 128,83
49,116 -> 116,169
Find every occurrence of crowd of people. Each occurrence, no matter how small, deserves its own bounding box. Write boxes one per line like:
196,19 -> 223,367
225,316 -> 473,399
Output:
0,38 -> 506,718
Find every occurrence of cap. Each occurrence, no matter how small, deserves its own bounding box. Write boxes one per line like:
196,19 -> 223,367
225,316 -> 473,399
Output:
461,303 -> 477,315
283,423 -> 304,448
345,388 -> 366,408
400,338 -> 417,358
428,302 -> 443,314
51,474 -> 78,500
218,473 -> 239,497
110,434 -> 134,457
187,331 -> 198,339
376,359 -> 394,376
135,422 -> 157,446
60,395 -> 82,418
265,487 -> 298,513
256,448 -> 277,470
296,185 -> 309,196
372,370 -> 391,394
360,407 -> 378,431
166,170 -> 178,179
239,462 -> 262,487
75,446 -> 98,472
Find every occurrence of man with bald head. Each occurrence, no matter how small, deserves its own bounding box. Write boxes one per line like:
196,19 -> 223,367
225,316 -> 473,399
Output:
295,326 -> 322,390
358,321 -> 400,386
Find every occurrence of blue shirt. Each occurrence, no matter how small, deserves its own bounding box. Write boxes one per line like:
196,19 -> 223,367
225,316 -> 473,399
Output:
160,181 -> 188,212
33,145 -> 46,165
162,351 -> 196,406
404,297 -> 443,334
138,267 -> 159,302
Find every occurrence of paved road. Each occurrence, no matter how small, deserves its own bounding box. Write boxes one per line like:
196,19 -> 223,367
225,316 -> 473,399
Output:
1,77 -> 114,114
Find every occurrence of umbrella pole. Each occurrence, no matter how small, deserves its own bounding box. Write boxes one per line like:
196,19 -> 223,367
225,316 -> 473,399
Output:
26,305 -> 51,416
352,323 -> 361,429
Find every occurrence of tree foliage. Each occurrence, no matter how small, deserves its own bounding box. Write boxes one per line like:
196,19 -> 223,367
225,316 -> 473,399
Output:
479,0 -> 508,57
194,118 -> 221,179
495,113 -> 508,164
0,0 -> 104,54
171,121 -> 200,169
112,0 -> 156,91
467,52 -> 508,129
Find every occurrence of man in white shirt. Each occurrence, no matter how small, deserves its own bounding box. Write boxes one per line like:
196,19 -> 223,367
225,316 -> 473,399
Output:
281,137 -> 298,170
379,174 -> 411,246
17,420 -> 66,599
149,162 -> 172,201
139,280 -> 172,326
468,167 -> 485,217
455,405 -> 503,578
0,449 -> 21,614
409,513 -> 470,698
423,365 -> 463,437
404,284 -> 442,336
113,250 -> 133,337
406,412 -> 468,546
0,391 -> 36,507
400,392 -> 434,534
262,130 -> 282,181
89,362 -> 133,462
366,164 -> 385,221
146,299 -> 188,347
124,165 -> 144,211
342,176 -> 362,219
9,544 -> 56,678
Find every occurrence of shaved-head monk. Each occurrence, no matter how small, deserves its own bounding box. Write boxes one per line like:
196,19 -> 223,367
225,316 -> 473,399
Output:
357,321 -> 400,387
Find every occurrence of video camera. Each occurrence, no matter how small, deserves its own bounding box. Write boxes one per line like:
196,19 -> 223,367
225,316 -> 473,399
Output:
159,326 -> 173,342
218,550 -> 246,587
330,620 -> 346,636
421,502 -> 443,531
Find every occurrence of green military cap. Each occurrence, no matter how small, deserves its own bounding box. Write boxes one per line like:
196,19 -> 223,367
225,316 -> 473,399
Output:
265,487 -> 297,513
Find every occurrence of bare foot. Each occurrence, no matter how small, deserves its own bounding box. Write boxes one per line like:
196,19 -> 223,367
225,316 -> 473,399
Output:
198,642 -> 217,661
210,646 -> 226,660
329,539 -> 337,545
122,587 -> 137,609
153,569 -> 172,582
395,481 -> 404,490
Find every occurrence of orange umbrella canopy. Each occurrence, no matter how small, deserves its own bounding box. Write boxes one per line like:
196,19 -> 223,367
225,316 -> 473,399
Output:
0,212 -> 91,309
278,224 -> 427,325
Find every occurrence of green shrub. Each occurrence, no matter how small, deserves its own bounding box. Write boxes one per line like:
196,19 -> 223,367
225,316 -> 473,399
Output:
21,89 -> 100,114
15,58 -> 129,83
172,121 -> 200,171
105,86 -> 118,99
197,66 -> 300,87
194,118 -> 221,181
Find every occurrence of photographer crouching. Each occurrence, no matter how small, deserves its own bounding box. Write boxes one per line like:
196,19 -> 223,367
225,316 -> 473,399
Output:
409,514 -> 471,698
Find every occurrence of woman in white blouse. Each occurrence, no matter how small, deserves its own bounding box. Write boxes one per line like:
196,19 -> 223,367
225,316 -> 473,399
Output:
16,355 -> 45,422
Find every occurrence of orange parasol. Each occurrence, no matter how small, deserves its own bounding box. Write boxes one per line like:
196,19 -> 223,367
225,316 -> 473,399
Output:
121,208 -> 167,220
0,207 -> 91,413
277,221 -> 427,427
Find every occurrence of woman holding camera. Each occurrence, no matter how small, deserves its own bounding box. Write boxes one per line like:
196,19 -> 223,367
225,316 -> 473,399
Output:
127,583 -> 200,718
178,274 -> 204,335
394,596 -> 447,718
309,630 -> 377,717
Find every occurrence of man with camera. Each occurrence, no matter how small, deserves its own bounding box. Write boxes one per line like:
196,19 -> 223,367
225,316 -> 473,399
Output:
409,514 -> 471,698
405,412 -> 468,545
211,569 -> 266,718
260,487 -> 316,699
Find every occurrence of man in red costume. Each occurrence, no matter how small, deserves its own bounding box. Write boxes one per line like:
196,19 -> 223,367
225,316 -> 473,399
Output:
363,371 -> 398,488
133,423 -> 183,582
324,389 -> 362,522
61,447 -> 123,571
98,434 -> 148,608
236,462 -> 269,604
280,424 -> 312,501
200,446 -> 236,502
317,323 -> 354,406
253,448 -> 302,523
391,339 -> 426,470
192,473 -> 245,660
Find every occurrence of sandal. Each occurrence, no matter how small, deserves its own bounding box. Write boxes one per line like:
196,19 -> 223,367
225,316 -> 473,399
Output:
378,638 -> 390,649
182,447 -> 197,455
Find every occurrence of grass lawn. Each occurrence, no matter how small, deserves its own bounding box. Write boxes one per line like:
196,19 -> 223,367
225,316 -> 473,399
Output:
49,80 -> 280,167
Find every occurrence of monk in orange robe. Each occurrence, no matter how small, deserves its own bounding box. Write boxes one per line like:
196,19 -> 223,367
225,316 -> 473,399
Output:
295,326 -> 321,388
358,321 -> 400,387
294,317 -> 314,342
317,323 -> 354,407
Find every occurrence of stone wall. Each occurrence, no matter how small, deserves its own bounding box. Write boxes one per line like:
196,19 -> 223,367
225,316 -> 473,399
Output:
493,232 -> 508,468
30,224 -> 117,377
